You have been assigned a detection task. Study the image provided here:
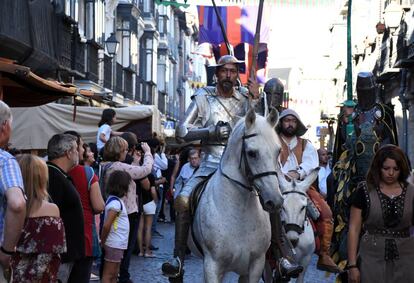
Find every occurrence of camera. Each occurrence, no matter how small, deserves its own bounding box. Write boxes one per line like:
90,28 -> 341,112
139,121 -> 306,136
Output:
135,143 -> 143,151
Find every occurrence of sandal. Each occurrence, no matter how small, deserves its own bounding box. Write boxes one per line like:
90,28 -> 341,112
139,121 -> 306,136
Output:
144,253 -> 156,258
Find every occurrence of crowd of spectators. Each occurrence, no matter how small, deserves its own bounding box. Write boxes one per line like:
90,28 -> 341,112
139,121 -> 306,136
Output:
0,101 -> 200,282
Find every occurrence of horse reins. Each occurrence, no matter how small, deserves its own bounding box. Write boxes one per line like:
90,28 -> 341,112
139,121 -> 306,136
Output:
282,190 -> 307,234
220,131 -> 278,193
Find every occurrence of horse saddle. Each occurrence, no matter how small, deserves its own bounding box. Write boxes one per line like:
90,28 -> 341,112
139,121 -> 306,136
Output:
189,176 -> 211,218
189,171 -> 215,257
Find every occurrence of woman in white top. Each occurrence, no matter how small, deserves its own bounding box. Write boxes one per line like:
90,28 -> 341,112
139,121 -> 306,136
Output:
100,170 -> 131,283
97,109 -> 123,154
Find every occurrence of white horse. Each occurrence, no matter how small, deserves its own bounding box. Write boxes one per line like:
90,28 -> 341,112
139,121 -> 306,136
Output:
276,170 -> 319,283
189,108 -> 284,283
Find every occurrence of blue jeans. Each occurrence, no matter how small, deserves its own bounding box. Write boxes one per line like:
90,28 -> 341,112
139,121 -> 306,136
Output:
118,212 -> 140,283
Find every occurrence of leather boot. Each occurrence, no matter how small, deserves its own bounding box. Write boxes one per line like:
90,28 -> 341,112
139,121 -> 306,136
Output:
162,210 -> 191,278
270,212 -> 303,279
316,218 -> 342,273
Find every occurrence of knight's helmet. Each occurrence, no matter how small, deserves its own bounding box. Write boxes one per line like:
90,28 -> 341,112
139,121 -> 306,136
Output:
264,78 -> 285,109
356,72 -> 377,110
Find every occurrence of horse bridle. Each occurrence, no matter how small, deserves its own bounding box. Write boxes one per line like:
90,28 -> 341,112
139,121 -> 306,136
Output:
282,190 -> 307,234
220,131 -> 278,193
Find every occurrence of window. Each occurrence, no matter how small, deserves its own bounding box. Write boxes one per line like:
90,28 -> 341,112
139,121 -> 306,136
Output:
65,0 -> 78,21
142,0 -> 154,14
158,15 -> 167,36
131,32 -> 138,70
85,0 -> 105,44
117,19 -> 131,68
95,0 -> 104,44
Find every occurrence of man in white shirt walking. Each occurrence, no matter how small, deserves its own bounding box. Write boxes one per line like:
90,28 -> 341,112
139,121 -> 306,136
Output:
317,148 -> 331,199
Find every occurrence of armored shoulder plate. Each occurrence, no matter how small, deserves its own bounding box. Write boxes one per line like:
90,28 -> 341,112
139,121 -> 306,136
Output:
237,86 -> 250,99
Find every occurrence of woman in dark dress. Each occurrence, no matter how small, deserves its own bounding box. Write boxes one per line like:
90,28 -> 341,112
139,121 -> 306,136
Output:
11,155 -> 66,283
347,145 -> 414,283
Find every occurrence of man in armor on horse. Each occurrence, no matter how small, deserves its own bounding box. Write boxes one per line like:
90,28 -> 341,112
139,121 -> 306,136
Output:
274,108 -> 342,274
332,72 -> 398,274
161,58 -> 305,280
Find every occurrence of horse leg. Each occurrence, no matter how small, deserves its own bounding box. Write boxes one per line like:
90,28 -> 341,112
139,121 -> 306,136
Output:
203,257 -> 224,283
243,256 -> 265,283
168,273 -> 184,283
294,253 -> 312,283
262,261 -> 273,283
294,271 -> 305,283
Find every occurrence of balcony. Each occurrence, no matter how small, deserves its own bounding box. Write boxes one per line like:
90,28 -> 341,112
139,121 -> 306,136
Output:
123,68 -> 133,100
86,42 -> 100,83
135,75 -> 143,102
72,36 -> 85,77
0,0 -> 58,76
103,55 -> 112,90
57,16 -> 74,71
115,62 -> 123,94
158,91 -> 167,114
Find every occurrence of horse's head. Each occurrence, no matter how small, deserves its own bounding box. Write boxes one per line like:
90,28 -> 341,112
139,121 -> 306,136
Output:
277,169 -> 319,247
221,107 -> 283,213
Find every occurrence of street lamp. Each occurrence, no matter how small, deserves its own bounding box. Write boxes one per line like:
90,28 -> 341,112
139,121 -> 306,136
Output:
105,33 -> 119,96
105,32 -> 119,57
384,1 -> 403,34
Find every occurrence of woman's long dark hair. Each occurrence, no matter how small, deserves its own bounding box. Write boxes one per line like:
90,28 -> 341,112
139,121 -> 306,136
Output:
98,109 -> 116,127
366,144 -> 411,189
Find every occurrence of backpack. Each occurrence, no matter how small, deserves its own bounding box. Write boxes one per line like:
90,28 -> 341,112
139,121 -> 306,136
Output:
84,165 -> 94,190
98,162 -> 113,200
100,196 -> 123,235
99,195 -> 123,278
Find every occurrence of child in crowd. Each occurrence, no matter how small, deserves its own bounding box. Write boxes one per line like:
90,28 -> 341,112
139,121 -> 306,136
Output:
11,154 -> 66,283
83,143 -> 96,167
97,109 -> 123,156
100,170 -> 131,283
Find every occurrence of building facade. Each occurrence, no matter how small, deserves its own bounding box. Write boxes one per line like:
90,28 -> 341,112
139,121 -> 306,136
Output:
328,0 -> 414,165
0,0 -> 200,138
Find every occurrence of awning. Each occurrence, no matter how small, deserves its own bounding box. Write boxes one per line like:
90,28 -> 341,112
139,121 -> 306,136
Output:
0,58 -> 94,107
10,103 -> 158,150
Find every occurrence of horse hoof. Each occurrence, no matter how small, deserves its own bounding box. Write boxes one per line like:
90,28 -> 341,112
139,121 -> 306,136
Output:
168,273 -> 184,283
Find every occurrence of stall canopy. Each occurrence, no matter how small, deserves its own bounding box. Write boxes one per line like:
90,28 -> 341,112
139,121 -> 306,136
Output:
0,58 -> 94,107
11,103 -> 160,150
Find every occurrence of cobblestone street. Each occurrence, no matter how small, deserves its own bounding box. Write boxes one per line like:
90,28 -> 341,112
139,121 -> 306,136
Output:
117,221 -> 336,283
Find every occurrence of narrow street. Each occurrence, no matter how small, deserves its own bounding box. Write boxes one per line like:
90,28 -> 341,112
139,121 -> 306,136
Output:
119,221 -> 336,283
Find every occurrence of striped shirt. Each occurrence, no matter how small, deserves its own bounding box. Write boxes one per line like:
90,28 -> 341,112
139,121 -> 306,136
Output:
0,149 -> 24,243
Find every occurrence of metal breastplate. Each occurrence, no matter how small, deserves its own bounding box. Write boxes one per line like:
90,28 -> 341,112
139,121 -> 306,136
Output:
353,106 -> 382,181
201,89 -> 249,167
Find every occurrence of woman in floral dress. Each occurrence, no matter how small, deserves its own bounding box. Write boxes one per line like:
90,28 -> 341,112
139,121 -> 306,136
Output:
11,155 -> 66,283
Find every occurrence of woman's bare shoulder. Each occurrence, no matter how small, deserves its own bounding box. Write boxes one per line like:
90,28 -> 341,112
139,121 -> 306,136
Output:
34,201 -> 60,218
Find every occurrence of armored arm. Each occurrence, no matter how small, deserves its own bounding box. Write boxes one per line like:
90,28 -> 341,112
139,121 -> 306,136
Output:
175,100 -> 230,143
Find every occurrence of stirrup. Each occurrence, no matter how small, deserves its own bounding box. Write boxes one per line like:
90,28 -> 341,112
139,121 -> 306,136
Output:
162,257 -> 183,278
278,258 -> 303,279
